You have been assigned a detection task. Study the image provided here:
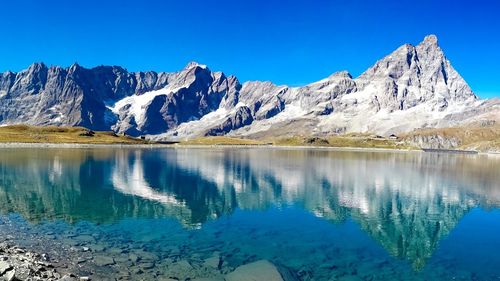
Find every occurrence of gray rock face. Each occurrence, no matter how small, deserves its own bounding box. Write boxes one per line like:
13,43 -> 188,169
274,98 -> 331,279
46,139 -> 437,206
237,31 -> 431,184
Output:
404,134 -> 462,149
0,62 -> 241,136
0,35 -> 497,138
205,106 -> 253,136
356,35 -> 475,111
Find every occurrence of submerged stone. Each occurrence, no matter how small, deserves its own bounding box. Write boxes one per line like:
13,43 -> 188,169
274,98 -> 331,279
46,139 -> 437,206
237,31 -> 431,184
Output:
3,269 -> 15,281
203,256 -> 221,269
140,262 -> 155,270
0,261 -> 12,275
225,260 -> 284,281
164,260 -> 196,280
94,256 -> 115,267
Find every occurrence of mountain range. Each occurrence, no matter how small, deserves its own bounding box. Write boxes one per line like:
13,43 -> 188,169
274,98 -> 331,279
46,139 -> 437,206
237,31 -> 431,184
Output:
1,35 -> 498,139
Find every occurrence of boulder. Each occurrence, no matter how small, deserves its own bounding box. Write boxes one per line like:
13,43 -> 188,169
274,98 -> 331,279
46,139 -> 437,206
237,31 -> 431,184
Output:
164,260 -> 196,280
0,261 -> 12,275
3,269 -> 15,281
225,260 -> 284,281
93,255 -> 115,266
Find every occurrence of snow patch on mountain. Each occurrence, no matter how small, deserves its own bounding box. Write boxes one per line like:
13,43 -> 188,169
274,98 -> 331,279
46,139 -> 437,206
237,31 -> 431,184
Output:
151,102 -> 249,139
107,85 -> 184,126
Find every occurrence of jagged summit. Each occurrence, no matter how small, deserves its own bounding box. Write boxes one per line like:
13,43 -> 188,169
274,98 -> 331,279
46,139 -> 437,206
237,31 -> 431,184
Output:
421,34 -> 438,46
328,70 -> 352,79
0,35 -> 495,138
184,61 -> 207,70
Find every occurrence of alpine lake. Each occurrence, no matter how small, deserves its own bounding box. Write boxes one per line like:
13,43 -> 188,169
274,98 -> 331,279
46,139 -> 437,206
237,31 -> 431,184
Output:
0,147 -> 499,280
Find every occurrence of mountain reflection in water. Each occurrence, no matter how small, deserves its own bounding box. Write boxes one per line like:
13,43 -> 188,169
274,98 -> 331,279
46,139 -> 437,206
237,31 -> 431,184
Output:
0,147 -> 499,269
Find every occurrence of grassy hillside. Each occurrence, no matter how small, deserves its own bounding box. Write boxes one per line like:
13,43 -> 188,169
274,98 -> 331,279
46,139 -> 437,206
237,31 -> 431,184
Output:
179,136 -> 266,146
178,134 -> 416,150
2,124 -> 499,152
268,135 -> 417,150
0,125 -> 148,144
178,127 -> 500,152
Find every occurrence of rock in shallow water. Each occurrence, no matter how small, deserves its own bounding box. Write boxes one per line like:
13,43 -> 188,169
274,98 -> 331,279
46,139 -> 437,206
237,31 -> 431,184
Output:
165,260 -> 196,279
93,255 -> 115,267
3,269 -> 15,281
203,256 -> 221,269
225,260 -> 285,281
0,261 -> 12,275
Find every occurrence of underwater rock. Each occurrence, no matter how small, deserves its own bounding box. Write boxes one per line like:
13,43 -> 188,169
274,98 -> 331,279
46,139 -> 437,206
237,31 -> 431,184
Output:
164,260 -> 196,280
0,261 -> 12,275
203,256 -> 222,269
93,255 -> 115,267
3,269 -> 15,281
225,260 -> 284,281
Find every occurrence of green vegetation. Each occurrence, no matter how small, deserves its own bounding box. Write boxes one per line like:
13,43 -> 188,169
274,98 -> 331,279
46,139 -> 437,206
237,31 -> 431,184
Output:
0,125 -> 148,144
269,135 -> 417,150
178,134 -> 417,150
179,136 -> 265,146
3,124 -> 499,152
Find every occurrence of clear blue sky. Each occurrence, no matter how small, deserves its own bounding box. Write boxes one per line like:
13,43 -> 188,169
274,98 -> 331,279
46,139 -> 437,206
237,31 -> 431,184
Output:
1,0 -> 499,98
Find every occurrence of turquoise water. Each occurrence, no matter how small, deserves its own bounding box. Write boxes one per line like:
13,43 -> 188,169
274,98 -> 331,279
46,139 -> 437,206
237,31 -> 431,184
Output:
0,147 -> 500,280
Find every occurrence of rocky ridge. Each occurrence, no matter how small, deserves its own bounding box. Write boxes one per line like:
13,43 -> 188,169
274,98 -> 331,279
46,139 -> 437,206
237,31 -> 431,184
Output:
1,35 -> 499,140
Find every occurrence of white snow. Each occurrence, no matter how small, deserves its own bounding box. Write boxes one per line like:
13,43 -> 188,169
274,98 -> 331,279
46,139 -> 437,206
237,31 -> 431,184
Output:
158,102 -> 248,139
340,84 -> 375,103
107,85 -> 184,126
48,105 -> 65,123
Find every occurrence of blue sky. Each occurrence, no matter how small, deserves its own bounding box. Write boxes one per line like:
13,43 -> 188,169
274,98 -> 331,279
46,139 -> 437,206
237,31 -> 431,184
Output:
1,0 -> 499,97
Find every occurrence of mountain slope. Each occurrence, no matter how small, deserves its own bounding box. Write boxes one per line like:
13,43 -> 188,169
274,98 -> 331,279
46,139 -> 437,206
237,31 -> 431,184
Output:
230,35 -> 491,138
0,35 -> 498,139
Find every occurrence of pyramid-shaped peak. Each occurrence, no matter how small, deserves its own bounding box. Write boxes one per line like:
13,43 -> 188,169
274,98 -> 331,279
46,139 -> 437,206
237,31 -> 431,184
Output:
420,34 -> 439,46
184,61 -> 207,70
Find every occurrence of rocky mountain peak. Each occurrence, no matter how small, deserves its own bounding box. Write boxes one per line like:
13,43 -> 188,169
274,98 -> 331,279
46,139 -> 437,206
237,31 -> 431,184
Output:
27,62 -> 48,72
68,63 -> 83,74
420,34 -> 439,47
184,61 -> 207,70
328,70 -> 352,79
415,34 -> 444,62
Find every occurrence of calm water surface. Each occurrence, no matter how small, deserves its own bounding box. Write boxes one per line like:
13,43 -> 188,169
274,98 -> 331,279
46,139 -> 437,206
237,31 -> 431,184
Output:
0,147 -> 500,280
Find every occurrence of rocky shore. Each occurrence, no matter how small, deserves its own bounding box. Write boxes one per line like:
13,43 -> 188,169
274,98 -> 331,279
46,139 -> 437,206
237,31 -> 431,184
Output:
0,240 -> 83,281
0,214 -> 298,281
0,238 -> 294,281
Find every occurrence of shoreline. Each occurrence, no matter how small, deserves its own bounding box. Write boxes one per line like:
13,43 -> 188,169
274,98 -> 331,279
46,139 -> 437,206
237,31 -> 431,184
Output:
0,141 -> 422,153
174,144 -> 424,154
0,141 -> 497,155
0,241 -> 80,281
0,216 -> 83,281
